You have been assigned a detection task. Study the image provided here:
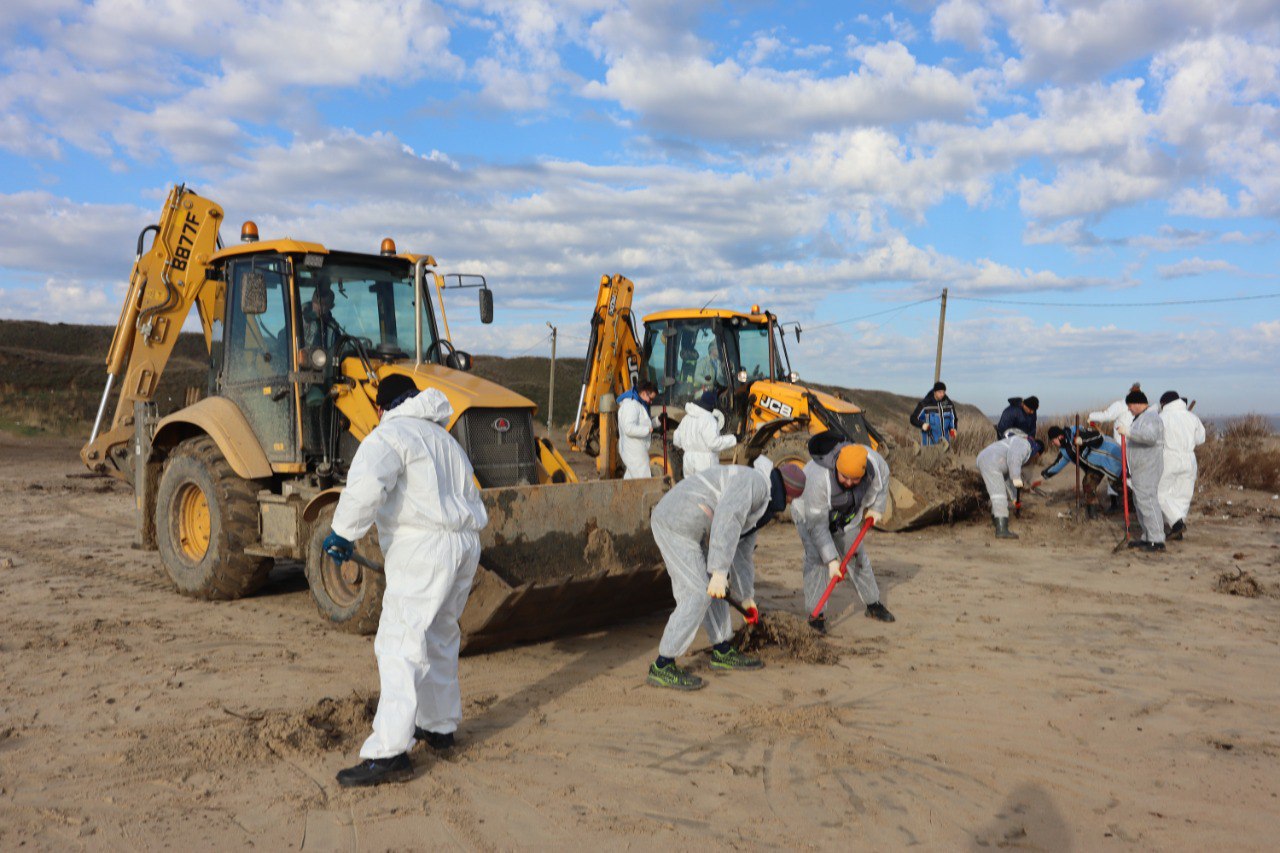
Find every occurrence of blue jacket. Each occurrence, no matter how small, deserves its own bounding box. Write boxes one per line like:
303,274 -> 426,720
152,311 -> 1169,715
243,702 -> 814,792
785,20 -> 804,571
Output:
1042,426 -> 1122,481
995,398 -> 1037,438
910,392 -> 957,446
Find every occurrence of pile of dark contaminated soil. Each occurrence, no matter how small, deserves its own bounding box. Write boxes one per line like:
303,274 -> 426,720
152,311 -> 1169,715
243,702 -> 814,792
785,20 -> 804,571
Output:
734,611 -> 841,665
1213,568 -> 1275,598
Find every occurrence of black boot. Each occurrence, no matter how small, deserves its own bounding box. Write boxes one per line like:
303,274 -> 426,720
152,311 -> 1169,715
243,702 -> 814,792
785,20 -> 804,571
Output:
865,602 -> 896,623
808,614 -> 827,634
413,728 -> 455,751
994,517 -> 1019,539
336,753 -> 413,787
1084,503 -> 1097,520
1167,519 -> 1185,541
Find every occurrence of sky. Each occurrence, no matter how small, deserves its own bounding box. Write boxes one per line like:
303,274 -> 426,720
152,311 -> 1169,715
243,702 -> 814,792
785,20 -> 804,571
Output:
1,0 -> 1278,416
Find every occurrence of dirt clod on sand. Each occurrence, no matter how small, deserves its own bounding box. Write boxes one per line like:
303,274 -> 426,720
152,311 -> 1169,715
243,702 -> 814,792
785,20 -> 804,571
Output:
1213,568 -> 1274,598
734,611 -> 841,665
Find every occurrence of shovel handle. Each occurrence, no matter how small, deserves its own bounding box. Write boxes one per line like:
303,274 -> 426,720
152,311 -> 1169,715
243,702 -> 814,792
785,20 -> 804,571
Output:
346,552 -> 385,573
811,516 -> 875,619
725,594 -> 759,625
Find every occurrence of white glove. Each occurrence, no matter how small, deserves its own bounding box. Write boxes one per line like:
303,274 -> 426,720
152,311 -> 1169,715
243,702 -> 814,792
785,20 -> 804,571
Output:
741,597 -> 757,612
1114,423 -> 1129,437
827,559 -> 843,581
1012,479 -> 1024,489
651,414 -> 664,429
707,572 -> 728,598
920,422 -> 930,431
1073,436 -> 1084,447
865,509 -> 883,526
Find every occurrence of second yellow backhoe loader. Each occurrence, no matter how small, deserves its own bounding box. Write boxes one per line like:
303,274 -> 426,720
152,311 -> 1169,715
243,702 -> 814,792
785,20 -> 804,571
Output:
568,274 -> 974,530
82,186 -> 669,651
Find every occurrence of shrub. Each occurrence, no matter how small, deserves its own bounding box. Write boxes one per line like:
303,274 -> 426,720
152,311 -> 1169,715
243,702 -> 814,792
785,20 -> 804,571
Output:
1197,415 -> 1280,492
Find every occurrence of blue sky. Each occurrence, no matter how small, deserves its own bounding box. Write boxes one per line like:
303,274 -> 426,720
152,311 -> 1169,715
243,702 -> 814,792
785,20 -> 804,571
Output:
1,0 -> 1278,416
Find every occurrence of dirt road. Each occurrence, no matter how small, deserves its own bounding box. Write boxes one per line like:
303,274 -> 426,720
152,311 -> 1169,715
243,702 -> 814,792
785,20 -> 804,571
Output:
1,435 -> 1277,849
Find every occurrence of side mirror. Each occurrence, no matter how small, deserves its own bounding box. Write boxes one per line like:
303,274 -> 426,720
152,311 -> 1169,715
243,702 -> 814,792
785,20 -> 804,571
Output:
478,287 -> 494,324
446,350 -> 472,372
240,271 -> 267,315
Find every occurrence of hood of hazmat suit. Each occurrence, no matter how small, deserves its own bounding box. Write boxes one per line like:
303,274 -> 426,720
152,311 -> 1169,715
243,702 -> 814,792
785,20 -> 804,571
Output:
672,401 -> 737,478
331,387 -> 489,760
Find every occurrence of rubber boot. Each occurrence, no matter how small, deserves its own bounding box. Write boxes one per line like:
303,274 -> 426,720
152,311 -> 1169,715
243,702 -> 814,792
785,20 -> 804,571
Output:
994,517 -> 1019,539
1167,519 -> 1185,541
1084,503 -> 1097,521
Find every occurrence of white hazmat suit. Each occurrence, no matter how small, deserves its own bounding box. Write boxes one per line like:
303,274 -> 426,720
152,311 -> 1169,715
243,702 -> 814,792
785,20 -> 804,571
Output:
791,445 -> 888,616
651,462 -> 771,659
331,389 -> 489,760
976,434 -> 1033,520
618,393 -> 654,479
1124,407 -> 1165,544
673,402 -> 736,478
1158,399 -> 1205,527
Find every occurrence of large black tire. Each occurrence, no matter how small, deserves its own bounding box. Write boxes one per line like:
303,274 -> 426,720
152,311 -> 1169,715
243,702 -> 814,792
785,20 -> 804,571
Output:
304,505 -> 385,635
155,435 -> 272,599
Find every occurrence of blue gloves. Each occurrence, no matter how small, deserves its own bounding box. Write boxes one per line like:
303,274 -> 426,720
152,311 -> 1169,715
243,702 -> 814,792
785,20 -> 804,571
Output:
323,531 -> 354,565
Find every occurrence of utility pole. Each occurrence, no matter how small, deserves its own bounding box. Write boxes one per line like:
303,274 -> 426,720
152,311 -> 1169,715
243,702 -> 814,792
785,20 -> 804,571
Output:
933,287 -> 948,384
546,322 -> 557,433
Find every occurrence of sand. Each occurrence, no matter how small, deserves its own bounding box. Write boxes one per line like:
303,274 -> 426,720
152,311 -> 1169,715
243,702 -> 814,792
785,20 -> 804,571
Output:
1,433 -> 1278,849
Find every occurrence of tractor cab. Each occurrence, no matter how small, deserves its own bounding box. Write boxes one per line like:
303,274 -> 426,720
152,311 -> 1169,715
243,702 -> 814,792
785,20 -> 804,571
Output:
206,236 -> 494,479
640,307 -> 794,436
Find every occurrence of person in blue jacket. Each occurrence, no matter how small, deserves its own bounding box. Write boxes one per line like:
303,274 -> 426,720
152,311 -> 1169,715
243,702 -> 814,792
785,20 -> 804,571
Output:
910,381 -> 958,446
1040,425 -> 1122,519
995,396 -> 1039,438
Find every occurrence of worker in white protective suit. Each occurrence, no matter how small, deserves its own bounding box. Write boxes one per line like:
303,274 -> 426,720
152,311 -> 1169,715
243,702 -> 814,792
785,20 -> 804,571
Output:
976,431 -> 1043,541
1157,390 -> 1204,541
792,437 -> 896,633
616,381 -> 660,479
672,398 -> 736,478
646,458 -> 807,691
1116,389 -> 1165,552
1090,382 -> 1141,512
323,375 -> 488,787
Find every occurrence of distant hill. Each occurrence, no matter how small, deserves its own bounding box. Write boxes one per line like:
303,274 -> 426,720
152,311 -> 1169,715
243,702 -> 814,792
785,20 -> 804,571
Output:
0,318 -> 985,438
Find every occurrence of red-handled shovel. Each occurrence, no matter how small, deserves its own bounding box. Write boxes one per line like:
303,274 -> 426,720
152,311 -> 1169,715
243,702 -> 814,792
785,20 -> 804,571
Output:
810,516 -> 876,620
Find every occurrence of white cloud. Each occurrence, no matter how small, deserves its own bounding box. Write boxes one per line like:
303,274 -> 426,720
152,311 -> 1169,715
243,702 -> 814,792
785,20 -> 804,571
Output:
583,41 -> 980,143
1156,257 -> 1241,279
994,0 -> 1279,85
1019,161 -> 1169,220
931,0 -> 991,51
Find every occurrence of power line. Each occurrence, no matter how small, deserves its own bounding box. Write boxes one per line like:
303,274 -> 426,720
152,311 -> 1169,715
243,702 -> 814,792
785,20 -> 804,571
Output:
949,292 -> 1280,308
797,296 -> 939,332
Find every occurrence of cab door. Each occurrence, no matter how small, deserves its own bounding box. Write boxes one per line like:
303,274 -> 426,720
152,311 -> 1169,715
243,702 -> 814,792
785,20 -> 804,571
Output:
220,255 -> 299,465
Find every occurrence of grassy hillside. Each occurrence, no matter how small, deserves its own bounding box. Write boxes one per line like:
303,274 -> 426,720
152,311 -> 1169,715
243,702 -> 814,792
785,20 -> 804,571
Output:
0,318 -> 986,440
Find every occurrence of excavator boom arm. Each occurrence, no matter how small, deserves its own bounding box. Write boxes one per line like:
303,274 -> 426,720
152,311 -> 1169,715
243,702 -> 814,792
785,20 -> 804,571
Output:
82,185 -> 224,476
566,273 -> 642,457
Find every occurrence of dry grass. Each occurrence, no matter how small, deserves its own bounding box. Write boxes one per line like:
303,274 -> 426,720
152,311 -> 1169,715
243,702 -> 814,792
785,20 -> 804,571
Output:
1197,415 -> 1280,492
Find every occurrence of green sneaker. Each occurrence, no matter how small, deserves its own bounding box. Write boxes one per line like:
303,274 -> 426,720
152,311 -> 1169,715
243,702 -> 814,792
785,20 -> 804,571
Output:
647,661 -> 706,691
709,647 -> 765,671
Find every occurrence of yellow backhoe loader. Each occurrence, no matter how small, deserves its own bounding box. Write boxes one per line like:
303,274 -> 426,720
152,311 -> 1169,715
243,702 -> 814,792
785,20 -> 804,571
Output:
568,274 -> 973,530
82,186 -> 669,651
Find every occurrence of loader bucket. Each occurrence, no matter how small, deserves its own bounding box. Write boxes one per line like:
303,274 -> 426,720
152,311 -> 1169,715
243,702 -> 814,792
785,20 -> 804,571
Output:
459,478 -> 673,653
